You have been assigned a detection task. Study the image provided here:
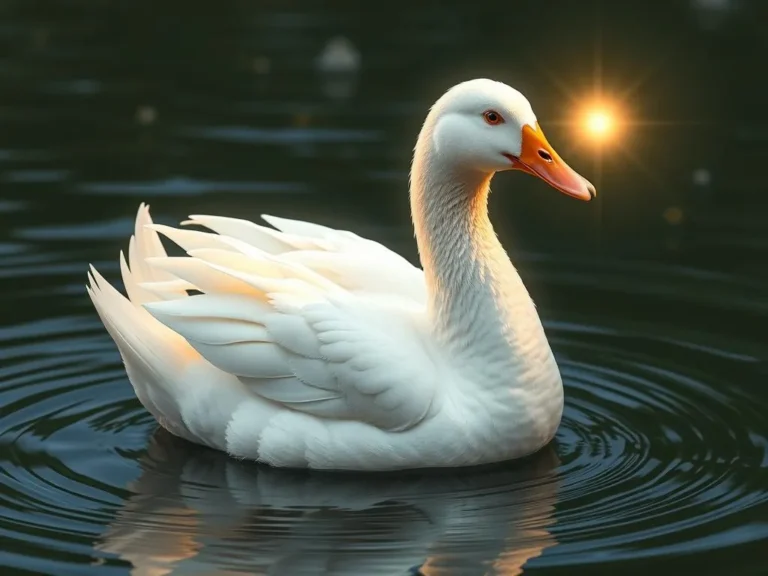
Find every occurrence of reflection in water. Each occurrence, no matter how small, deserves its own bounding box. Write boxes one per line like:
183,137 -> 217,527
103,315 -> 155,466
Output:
98,431 -> 559,576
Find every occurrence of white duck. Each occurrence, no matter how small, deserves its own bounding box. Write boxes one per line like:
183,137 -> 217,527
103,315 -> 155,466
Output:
87,78 -> 595,471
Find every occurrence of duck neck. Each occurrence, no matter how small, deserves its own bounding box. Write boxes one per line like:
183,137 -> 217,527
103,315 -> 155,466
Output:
409,134 -> 557,387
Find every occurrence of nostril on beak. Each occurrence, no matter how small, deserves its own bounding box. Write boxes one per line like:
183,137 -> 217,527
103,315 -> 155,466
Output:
537,149 -> 553,162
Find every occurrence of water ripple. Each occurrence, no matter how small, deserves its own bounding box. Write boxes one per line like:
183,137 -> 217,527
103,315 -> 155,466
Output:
0,258 -> 765,574
77,177 -> 310,197
180,126 -> 381,144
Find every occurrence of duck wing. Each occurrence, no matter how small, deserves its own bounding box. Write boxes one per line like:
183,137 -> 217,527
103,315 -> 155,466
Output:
176,212 -> 428,305
141,213 -> 439,433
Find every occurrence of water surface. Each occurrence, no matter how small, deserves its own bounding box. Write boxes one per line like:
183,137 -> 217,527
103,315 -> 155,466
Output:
1,1 -> 767,574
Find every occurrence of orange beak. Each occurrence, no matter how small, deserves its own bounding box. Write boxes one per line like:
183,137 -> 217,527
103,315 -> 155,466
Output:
505,123 -> 596,201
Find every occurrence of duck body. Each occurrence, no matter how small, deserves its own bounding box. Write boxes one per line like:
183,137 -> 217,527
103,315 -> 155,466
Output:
88,79 -> 594,471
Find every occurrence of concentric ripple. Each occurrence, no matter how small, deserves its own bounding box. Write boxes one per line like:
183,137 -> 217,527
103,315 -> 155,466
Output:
551,324 -> 768,567
0,255 -> 767,575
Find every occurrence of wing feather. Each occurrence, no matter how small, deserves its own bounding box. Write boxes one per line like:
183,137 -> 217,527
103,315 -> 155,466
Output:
178,213 -> 427,304
142,217 -> 438,432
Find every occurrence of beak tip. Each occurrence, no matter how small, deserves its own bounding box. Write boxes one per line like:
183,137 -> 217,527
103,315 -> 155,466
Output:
586,181 -> 597,200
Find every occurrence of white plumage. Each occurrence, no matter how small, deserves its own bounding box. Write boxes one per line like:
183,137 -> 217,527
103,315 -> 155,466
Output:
87,79 -> 595,470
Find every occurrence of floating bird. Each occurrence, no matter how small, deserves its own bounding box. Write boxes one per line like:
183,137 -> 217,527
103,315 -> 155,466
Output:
87,79 -> 595,471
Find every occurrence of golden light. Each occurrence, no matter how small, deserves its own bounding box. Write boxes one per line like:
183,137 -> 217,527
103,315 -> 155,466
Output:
572,101 -> 625,146
586,110 -> 612,136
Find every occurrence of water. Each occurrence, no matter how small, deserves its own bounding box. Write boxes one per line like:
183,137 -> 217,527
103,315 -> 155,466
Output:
1,1 -> 768,574
2,250 -> 767,574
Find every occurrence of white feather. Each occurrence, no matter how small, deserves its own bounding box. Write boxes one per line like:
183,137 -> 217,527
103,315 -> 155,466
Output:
87,79 -> 575,471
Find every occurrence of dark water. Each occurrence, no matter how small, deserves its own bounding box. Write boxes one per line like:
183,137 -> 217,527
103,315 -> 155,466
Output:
2,1 -> 768,575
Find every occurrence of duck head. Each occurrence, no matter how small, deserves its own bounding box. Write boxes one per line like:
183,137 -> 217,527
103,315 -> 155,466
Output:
424,78 -> 596,201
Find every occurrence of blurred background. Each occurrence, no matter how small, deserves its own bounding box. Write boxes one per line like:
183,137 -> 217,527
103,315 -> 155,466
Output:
1,1 -> 767,575
2,0 -> 767,270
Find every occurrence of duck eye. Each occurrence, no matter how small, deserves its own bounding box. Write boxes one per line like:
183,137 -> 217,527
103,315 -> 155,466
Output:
483,110 -> 504,125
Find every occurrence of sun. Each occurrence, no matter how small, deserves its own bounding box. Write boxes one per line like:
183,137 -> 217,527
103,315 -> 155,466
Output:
575,103 -> 623,146
586,110 -> 612,136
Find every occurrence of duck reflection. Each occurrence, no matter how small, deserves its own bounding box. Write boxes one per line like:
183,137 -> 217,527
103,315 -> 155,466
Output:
98,430 -> 560,575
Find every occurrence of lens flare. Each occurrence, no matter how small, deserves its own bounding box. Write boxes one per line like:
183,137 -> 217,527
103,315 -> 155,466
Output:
576,103 -> 622,145
586,111 -> 612,135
